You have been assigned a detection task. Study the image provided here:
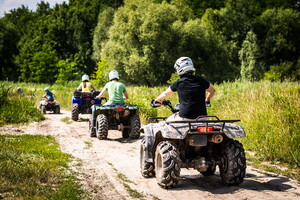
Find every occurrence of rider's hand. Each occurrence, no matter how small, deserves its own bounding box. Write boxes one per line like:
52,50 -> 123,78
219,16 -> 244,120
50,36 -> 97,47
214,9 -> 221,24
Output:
205,99 -> 211,107
150,99 -> 162,107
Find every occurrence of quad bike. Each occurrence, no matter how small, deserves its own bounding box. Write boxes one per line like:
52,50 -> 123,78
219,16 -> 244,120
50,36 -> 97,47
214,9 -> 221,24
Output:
71,90 -> 102,121
89,103 -> 141,140
39,99 -> 60,114
140,100 -> 246,189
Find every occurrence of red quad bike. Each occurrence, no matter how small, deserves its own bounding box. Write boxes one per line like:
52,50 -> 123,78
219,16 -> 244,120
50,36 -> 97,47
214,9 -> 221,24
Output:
39,99 -> 60,114
140,100 -> 246,189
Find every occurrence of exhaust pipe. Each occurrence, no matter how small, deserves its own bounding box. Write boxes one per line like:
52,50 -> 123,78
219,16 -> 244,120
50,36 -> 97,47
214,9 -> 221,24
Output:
208,134 -> 223,143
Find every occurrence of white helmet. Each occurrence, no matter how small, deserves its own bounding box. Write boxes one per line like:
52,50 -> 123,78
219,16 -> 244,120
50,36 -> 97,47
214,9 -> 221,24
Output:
44,87 -> 50,91
109,70 -> 119,80
82,74 -> 90,82
174,57 -> 195,76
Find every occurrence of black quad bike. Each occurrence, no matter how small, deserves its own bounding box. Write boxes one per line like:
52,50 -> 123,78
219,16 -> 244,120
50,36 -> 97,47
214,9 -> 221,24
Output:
71,90 -> 102,121
89,103 -> 141,140
140,100 -> 246,189
39,99 -> 60,114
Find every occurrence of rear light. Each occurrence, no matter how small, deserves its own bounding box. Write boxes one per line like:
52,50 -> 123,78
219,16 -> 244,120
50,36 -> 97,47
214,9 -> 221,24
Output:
197,126 -> 214,132
85,98 -> 91,100
116,107 -> 123,111
49,102 -> 53,104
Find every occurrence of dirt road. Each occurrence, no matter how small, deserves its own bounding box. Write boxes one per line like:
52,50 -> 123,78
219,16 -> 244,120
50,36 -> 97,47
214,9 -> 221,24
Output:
1,111 -> 300,200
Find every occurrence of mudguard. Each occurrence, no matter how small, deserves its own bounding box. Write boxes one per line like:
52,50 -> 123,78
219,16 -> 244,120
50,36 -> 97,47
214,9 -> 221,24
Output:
140,124 -> 156,163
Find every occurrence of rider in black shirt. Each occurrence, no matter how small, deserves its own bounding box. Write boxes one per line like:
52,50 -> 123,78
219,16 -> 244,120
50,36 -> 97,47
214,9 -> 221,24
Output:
154,57 -> 215,120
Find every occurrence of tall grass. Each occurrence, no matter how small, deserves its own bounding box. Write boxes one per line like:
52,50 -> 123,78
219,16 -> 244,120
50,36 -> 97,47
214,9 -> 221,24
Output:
0,83 -> 44,126
210,81 -> 299,168
0,134 -> 85,199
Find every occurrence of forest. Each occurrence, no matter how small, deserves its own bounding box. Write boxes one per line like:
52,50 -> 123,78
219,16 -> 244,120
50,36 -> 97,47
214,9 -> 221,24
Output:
0,0 -> 299,86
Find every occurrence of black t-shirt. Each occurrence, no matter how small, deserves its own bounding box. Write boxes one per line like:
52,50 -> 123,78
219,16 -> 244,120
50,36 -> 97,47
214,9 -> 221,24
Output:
170,75 -> 210,119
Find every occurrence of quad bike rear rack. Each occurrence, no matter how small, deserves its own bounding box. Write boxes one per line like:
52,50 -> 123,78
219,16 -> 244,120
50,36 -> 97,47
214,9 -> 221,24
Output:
149,115 -> 240,134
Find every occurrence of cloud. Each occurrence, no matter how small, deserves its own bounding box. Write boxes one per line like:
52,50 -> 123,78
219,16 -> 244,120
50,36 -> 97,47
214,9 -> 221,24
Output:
0,0 -> 68,17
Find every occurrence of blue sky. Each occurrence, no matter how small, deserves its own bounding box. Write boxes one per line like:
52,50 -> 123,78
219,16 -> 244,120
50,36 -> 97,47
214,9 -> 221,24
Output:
0,0 -> 68,17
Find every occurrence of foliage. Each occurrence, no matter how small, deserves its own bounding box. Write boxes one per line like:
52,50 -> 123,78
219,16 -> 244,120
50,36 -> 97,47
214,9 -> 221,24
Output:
91,59 -> 110,88
0,0 -> 299,84
209,81 -> 300,168
0,134 -> 85,199
239,31 -> 265,80
0,82 -> 44,126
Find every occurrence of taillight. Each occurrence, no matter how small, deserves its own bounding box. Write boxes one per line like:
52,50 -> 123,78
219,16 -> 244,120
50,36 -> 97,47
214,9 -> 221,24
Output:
86,98 -> 91,100
197,126 -> 214,132
116,107 -> 123,111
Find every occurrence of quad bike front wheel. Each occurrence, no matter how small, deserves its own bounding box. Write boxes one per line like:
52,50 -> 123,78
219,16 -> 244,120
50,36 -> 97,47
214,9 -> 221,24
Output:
140,138 -> 155,178
89,115 -> 96,137
155,141 -> 180,188
71,103 -> 79,121
96,114 -> 108,140
129,114 -> 141,139
219,139 -> 246,186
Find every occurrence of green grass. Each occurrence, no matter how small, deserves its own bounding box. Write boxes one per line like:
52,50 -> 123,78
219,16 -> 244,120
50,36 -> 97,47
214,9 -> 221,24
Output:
0,134 -> 85,199
61,117 -> 73,124
0,83 -> 45,126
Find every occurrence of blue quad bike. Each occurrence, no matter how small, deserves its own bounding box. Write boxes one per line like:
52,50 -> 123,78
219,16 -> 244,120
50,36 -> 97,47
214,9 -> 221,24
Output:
140,100 -> 246,189
89,104 -> 140,140
71,90 -> 103,121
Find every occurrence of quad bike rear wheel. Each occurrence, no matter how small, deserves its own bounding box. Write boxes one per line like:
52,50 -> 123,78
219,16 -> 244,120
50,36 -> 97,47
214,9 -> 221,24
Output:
129,114 -> 141,139
71,103 -> 79,121
55,106 -> 60,114
219,139 -> 246,186
155,141 -> 180,188
96,114 -> 108,140
41,105 -> 46,114
89,115 -> 96,137
140,138 -> 155,178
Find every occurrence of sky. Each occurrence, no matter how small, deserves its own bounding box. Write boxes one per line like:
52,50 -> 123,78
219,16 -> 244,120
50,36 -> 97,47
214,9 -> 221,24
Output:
0,0 -> 68,17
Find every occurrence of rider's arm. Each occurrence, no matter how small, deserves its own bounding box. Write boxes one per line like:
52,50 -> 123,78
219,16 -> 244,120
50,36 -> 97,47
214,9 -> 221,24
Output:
91,84 -> 96,91
206,85 -> 215,103
77,83 -> 82,90
154,87 -> 174,103
123,91 -> 129,100
96,89 -> 106,99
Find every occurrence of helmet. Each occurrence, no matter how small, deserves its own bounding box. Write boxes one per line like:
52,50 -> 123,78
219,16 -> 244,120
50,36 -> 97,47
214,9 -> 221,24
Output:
82,74 -> 90,82
109,70 -> 119,80
17,87 -> 21,90
44,87 -> 50,91
174,57 -> 195,76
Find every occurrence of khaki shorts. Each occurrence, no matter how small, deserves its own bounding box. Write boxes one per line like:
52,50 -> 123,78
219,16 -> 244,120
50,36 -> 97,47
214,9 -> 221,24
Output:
166,113 -> 208,122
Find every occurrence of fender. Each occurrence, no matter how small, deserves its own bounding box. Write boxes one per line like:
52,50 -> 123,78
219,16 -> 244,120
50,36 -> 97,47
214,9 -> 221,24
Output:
140,124 -> 155,163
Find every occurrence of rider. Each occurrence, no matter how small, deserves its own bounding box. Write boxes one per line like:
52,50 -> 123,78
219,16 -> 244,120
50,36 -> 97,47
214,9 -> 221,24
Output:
96,70 -> 128,105
43,87 -> 55,102
77,74 -> 96,92
154,57 -> 215,121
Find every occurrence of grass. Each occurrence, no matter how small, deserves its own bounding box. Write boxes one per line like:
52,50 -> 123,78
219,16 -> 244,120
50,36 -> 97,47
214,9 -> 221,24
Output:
61,117 -> 73,124
0,134 -> 85,199
109,162 -> 145,199
0,83 -> 45,126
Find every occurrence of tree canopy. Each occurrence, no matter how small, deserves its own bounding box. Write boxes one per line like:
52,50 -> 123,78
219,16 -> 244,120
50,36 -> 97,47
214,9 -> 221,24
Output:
0,0 -> 299,85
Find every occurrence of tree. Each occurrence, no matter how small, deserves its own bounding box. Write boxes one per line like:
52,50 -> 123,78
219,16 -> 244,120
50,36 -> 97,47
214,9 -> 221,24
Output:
239,31 -> 265,80
0,20 -> 19,81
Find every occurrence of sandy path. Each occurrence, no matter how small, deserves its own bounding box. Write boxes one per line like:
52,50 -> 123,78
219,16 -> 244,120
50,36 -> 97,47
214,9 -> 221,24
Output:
1,110 -> 299,200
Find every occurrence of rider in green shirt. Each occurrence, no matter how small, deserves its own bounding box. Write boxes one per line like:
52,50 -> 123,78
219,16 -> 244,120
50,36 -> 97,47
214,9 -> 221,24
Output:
96,70 -> 128,105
